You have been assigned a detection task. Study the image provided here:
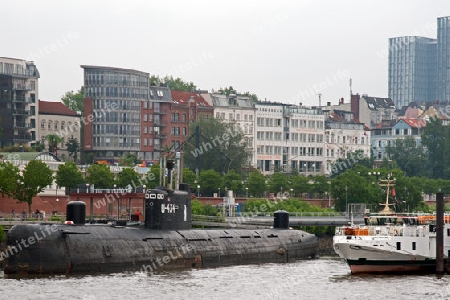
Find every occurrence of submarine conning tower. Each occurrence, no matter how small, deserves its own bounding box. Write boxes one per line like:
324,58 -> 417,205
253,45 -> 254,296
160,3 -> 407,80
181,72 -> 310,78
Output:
273,210 -> 290,229
144,183 -> 192,230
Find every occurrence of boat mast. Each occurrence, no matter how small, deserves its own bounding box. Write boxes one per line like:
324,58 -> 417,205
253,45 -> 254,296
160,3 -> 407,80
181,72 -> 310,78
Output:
378,173 -> 396,215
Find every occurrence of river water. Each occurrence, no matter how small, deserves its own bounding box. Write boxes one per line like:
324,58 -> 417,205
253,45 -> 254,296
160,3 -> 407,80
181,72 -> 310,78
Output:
1,257 -> 449,300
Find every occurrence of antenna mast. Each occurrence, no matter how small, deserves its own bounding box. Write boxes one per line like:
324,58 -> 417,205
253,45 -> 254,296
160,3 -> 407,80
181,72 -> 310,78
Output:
317,93 -> 322,107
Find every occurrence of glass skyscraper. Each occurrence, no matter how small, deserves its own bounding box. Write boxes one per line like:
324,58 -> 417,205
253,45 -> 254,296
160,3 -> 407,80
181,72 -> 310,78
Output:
438,16 -> 450,101
388,36 -> 437,108
388,16 -> 450,108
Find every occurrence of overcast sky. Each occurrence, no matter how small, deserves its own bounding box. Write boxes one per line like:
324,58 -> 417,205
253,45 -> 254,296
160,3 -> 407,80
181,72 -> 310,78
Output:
1,1 -> 447,106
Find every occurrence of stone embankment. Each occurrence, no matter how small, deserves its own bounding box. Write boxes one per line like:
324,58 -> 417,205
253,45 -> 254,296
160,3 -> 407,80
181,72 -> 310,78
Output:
317,235 -> 335,256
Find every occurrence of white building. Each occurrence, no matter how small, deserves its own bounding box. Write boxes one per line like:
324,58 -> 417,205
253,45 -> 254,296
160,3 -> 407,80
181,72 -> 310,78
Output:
255,102 -> 325,175
324,109 -> 371,175
211,93 -> 256,167
38,100 -> 81,161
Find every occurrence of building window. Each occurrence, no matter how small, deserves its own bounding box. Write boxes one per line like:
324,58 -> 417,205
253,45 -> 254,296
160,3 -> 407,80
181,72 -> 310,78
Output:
48,121 -> 52,130
54,121 -> 58,130
41,120 -> 45,129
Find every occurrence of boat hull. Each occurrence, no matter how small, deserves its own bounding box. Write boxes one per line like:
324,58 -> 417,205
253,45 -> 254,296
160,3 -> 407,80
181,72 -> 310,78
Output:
333,234 -> 440,274
3,223 -> 318,275
347,259 -> 437,274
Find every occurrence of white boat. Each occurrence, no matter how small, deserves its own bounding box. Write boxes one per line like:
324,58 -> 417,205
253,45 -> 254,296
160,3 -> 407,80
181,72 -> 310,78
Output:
333,175 -> 450,274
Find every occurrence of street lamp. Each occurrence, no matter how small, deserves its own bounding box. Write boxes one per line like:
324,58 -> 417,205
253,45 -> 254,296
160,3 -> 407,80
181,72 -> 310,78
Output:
245,187 -> 248,198
345,185 -> 348,216
404,186 -> 408,213
290,188 -> 293,198
56,198 -> 59,213
197,185 -> 200,197
143,185 -> 146,193
368,171 -> 380,184
218,187 -> 221,197
86,183 -> 90,193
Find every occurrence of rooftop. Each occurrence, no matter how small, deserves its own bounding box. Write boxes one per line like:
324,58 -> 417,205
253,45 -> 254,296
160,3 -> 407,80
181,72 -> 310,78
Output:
39,100 -> 80,117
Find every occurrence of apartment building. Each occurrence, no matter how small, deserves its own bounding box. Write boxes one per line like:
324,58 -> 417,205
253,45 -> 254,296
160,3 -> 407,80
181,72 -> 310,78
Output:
140,84 -> 172,161
324,109 -> 371,175
255,102 -> 325,175
0,57 -> 40,148
165,90 -> 213,151
211,92 -> 256,166
351,94 -> 397,129
82,65 -> 151,162
38,100 -> 81,160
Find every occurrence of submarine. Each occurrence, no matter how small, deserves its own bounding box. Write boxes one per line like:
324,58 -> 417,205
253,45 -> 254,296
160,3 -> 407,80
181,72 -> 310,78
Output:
4,184 -> 318,275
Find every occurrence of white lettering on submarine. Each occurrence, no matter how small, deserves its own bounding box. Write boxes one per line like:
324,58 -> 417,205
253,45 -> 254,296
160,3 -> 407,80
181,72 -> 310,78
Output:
145,193 -> 165,200
161,203 -> 179,213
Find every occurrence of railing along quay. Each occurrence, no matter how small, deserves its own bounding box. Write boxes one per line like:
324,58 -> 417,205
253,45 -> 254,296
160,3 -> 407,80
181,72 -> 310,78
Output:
192,213 -> 364,228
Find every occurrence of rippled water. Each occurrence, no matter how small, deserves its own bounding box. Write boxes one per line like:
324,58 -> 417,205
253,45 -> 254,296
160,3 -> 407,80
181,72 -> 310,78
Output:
1,257 -> 450,300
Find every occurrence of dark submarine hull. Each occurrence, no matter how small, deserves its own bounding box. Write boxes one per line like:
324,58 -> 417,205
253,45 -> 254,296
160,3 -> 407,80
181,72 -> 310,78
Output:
4,186 -> 318,275
4,223 -> 318,275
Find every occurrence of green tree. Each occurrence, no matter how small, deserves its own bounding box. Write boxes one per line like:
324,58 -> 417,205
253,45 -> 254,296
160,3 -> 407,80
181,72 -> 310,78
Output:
13,160 -> 54,213
386,136 -> 429,177
85,164 -> 114,188
144,163 -> 161,189
267,172 -> 288,195
0,162 -> 20,198
150,75 -> 197,91
55,161 -> 84,194
121,153 -> 141,167
61,87 -> 84,115
45,134 -> 62,155
421,117 -> 450,179
183,119 -> 251,174
198,169 -> 221,197
310,175 -> 329,197
117,168 -> 141,189
215,86 -> 258,102
223,170 -> 241,195
247,170 -> 267,198
289,175 -> 310,198
182,168 -> 197,188
32,140 -> 45,152
65,137 -> 80,162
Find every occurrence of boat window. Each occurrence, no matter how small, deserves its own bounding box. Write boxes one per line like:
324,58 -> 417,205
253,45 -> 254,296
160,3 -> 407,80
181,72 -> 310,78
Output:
429,225 -> 436,233
396,242 -> 401,250
447,229 -> 450,236
412,242 -> 416,251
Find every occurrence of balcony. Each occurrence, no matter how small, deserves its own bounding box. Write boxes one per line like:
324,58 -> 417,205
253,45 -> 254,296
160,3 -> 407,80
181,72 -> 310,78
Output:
14,122 -> 31,129
13,135 -> 32,142
155,134 -> 167,139
153,123 -> 167,127
13,96 -> 32,103
13,109 -> 30,115
13,83 -> 32,91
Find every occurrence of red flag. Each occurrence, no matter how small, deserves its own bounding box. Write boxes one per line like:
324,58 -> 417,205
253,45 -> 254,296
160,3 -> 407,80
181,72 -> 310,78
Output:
391,188 -> 396,197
